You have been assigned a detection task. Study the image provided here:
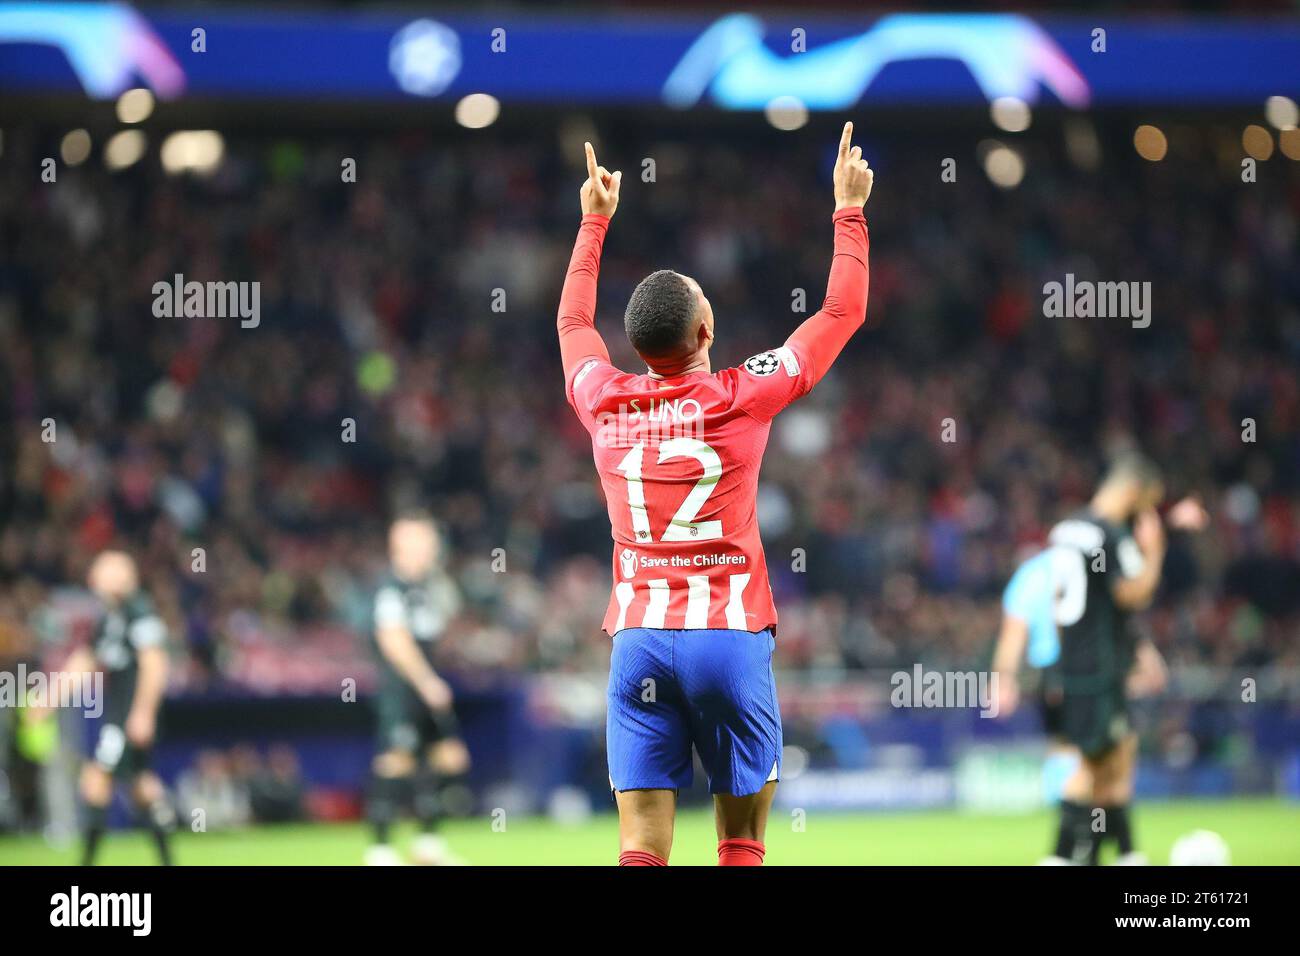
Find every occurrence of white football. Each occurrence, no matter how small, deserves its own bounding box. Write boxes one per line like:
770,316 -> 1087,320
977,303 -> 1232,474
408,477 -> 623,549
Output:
1169,829 -> 1231,866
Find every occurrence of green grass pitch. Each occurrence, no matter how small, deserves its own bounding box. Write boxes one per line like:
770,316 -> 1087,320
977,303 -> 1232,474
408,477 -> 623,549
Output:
2,798 -> 1297,865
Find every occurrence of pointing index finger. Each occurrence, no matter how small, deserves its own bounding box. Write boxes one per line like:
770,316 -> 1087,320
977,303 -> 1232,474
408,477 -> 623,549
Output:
584,142 -> 599,181
838,121 -> 854,158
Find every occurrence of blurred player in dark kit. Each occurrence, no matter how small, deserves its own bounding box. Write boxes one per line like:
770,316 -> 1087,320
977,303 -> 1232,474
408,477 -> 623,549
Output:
1000,454 -> 1207,864
365,514 -> 470,865
65,550 -> 174,866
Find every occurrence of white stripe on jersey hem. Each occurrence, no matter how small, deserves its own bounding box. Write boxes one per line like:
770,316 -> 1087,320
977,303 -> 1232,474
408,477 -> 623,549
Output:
614,582 -> 635,633
725,572 -> 751,630
684,575 -> 710,629
642,579 -> 670,628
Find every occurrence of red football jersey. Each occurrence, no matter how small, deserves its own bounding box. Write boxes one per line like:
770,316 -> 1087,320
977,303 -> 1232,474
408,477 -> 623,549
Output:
559,209 -> 869,635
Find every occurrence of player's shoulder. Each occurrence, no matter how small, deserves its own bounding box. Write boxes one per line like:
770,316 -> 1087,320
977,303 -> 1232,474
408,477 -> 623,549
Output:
124,591 -> 167,645
1012,549 -> 1051,580
1048,510 -> 1108,551
373,573 -> 405,603
377,570 -> 408,593
1004,549 -> 1045,594
431,570 -> 459,596
373,574 -> 410,626
1068,508 -> 1129,545
730,346 -> 802,382
570,358 -> 640,410
125,590 -> 158,619
571,356 -> 622,390
714,346 -> 804,401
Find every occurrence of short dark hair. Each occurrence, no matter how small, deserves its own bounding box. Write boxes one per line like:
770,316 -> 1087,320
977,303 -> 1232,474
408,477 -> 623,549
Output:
624,270 -> 696,357
1104,450 -> 1162,489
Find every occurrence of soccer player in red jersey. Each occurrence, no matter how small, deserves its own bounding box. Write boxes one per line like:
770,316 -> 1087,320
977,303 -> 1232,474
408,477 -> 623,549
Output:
557,123 -> 873,865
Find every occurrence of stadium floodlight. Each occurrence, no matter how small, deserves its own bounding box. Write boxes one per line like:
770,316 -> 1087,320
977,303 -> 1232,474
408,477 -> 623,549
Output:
60,129 -> 92,166
103,129 -> 145,170
991,96 -> 1031,133
1265,95 -> 1298,130
764,96 -> 808,131
979,140 -> 1025,188
1281,128 -> 1300,160
454,94 -> 500,129
160,131 -> 224,176
116,88 -> 155,124
1242,125 -> 1274,161
1133,125 -> 1168,162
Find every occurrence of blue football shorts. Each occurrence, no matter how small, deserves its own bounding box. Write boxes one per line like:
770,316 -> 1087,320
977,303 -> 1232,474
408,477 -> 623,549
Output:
606,626 -> 782,797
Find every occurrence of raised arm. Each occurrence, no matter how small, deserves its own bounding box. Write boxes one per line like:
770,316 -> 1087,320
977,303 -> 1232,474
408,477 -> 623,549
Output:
1112,508 -> 1166,611
557,142 -> 623,379
786,121 -> 873,388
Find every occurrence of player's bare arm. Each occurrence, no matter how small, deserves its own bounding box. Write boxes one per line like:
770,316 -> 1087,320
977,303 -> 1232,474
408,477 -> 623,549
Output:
377,624 -> 453,712
126,644 -> 168,748
1167,494 -> 1209,532
1127,639 -> 1169,698
1118,493 -> 1205,639
1121,494 -> 1201,692
1113,507 -> 1167,611
990,615 -> 1029,716
63,645 -> 97,688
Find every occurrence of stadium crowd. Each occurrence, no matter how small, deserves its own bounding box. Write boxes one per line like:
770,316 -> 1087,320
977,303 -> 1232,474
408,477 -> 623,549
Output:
1,119 -> 1297,692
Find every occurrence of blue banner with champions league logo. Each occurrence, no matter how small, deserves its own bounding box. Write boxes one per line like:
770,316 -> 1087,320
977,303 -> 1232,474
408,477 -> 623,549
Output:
0,3 -> 1296,108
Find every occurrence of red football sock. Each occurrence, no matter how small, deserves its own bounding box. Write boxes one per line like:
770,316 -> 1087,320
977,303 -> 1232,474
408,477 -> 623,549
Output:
718,838 -> 765,866
619,849 -> 667,866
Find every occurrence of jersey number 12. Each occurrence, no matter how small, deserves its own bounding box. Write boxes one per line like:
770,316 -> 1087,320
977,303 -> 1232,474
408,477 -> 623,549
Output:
616,439 -> 723,542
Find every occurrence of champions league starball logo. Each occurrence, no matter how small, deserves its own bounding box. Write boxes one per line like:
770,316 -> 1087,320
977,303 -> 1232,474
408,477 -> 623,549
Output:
743,351 -> 781,376
389,18 -> 462,96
